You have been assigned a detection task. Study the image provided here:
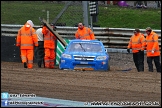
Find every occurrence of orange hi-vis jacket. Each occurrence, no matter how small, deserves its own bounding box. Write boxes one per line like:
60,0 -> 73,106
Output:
75,27 -> 95,40
127,33 -> 146,53
42,26 -> 57,49
145,31 -> 160,57
16,24 -> 38,49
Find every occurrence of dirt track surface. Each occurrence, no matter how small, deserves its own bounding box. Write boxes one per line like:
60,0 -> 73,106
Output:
1,61 -> 161,107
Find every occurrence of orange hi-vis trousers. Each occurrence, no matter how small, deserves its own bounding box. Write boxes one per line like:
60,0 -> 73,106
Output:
21,49 -> 34,69
44,48 -> 55,69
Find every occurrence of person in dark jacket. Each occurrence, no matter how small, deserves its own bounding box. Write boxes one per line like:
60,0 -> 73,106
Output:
35,25 -> 45,68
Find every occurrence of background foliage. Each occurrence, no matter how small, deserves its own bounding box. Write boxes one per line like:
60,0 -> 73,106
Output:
1,1 -> 161,29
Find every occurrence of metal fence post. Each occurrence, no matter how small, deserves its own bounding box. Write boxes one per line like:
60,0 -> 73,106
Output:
82,1 -> 89,27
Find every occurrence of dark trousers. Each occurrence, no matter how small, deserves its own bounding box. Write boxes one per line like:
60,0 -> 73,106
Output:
147,56 -> 161,72
133,51 -> 144,72
36,41 -> 45,68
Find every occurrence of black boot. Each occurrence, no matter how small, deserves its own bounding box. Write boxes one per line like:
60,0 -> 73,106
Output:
38,62 -> 41,68
24,62 -> 27,68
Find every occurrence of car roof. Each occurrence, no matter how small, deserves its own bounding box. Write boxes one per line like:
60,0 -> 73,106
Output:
69,39 -> 101,43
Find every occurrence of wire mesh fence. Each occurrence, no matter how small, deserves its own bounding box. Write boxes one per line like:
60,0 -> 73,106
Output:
55,1 -> 83,26
1,1 -> 161,27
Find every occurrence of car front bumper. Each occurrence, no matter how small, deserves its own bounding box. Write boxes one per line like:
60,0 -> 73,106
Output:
60,59 -> 109,71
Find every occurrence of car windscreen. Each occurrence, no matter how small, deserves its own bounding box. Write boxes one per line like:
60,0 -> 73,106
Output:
67,42 -> 103,53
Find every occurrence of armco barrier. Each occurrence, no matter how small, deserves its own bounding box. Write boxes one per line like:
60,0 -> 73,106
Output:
1,24 -> 161,49
1,24 -> 161,63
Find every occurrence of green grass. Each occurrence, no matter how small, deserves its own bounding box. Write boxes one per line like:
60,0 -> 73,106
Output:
1,1 -> 161,29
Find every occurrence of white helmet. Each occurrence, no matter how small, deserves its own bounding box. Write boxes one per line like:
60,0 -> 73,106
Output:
26,20 -> 34,28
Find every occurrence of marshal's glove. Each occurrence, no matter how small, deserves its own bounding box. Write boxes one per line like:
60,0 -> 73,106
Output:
151,50 -> 154,54
127,49 -> 130,53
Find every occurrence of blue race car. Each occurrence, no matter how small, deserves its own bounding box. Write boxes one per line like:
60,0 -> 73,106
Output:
59,39 -> 110,71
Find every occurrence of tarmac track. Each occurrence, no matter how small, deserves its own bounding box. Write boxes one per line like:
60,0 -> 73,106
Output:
1,61 -> 161,107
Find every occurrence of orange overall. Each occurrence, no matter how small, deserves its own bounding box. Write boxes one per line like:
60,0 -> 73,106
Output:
127,33 -> 146,53
127,33 -> 146,72
145,30 -> 161,72
42,26 -> 57,68
16,22 -> 38,69
75,27 -> 95,40
145,31 -> 160,57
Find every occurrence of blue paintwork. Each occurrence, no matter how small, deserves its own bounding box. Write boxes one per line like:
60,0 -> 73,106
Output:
59,39 -> 110,71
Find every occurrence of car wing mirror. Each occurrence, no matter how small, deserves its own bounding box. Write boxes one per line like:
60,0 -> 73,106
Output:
105,48 -> 107,52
